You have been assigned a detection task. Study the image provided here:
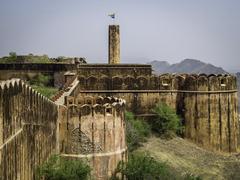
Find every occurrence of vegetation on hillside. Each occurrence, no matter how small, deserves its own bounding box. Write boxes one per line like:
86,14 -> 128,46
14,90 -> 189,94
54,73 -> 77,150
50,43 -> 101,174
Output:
111,151 -> 201,180
0,52 -> 51,63
111,151 -> 173,180
113,104 -> 202,180
151,103 -> 183,138
29,74 -> 58,98
125,112 -> 151,151
0,52 -> 87,64
36,155 -> 91,180
31,85 -> 58,98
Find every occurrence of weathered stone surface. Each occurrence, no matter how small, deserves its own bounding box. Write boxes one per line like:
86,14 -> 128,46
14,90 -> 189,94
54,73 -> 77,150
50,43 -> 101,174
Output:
59,96 -> 127,179
0,79 -> 58,180
109,25 -> 120,64
75,74 -> 239,153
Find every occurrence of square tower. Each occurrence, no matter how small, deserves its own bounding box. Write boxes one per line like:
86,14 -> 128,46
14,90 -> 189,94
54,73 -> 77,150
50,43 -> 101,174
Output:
108,25 -> 120,64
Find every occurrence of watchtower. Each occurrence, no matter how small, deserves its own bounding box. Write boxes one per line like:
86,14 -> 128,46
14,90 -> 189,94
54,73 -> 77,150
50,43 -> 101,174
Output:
108,25 -> 120,64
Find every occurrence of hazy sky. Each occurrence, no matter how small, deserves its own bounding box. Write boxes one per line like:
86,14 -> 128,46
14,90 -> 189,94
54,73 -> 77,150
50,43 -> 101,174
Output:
1,0 -> 240,70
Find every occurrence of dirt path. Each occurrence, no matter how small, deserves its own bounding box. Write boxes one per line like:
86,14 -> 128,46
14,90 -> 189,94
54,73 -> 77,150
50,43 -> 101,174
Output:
139,136 -> 240,180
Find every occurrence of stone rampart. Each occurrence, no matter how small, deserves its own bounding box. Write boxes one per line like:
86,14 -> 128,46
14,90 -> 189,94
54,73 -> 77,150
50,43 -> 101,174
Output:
58,96 -> 127,180
0,63 -> 77,88
75,74 -> 238,152
77,64 -> 152,77
0,79 -> 58,180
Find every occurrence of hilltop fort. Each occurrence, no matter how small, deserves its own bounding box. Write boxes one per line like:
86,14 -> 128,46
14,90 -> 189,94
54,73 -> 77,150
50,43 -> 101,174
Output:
0,25 -> 238,180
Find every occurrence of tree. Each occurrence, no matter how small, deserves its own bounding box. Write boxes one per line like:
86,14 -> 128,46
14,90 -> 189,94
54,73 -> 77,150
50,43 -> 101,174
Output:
8,51 -> 17,62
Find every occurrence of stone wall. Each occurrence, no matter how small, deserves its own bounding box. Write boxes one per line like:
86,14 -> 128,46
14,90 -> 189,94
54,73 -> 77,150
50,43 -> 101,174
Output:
75,74 -> 239,152
58,96 -> 127,180
0,63 -> 77,88
0,79 -> 58,180
77,64 -> 152,77
0,64 -> 152,88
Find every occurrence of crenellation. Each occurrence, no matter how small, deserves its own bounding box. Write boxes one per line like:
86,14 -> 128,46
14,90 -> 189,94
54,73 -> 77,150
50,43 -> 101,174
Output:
0,79 -> 58,179
73,73 -> 238,153
0,66 -> 239,180
59,96 -> 126,178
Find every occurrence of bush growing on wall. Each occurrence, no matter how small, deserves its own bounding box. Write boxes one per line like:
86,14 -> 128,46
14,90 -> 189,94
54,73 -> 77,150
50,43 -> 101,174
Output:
125,112 -> 151,151
152,103 -> 182,138
36,155 -> 91,180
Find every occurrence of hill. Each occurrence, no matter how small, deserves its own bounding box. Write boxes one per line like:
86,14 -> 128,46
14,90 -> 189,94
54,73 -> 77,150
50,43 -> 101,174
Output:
139,136 -> 240,180
148,59 -> 227,74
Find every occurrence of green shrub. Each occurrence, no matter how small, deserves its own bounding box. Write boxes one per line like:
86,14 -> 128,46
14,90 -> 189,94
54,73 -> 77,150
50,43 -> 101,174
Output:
152,103 -> 182,138
25,54 -> 51,63
30,74 -> 51,86
111,151 -> 202,180
125,112 -> 151,151
0,53 -> 51,63
36,155 -> 91,180
8,52 -> 17,62
111,151 -> 173,180
31,85 -> 58,98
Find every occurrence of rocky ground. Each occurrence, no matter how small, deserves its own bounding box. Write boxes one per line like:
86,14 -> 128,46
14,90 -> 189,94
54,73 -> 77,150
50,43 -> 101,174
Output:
139,136 -> 240,180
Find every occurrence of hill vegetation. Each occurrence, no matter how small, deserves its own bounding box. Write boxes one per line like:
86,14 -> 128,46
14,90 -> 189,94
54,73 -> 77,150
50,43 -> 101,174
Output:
28,74 -> 58,98
0,52 -> 51,63
139,136 -> 240,180
112,105 -> 201,180
123,103 -> 240,180
0,52 -> 87,64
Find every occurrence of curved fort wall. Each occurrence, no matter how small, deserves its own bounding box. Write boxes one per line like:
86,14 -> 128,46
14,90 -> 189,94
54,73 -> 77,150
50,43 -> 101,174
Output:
58,96 -> 127,179
75,74 -> 238,152
0,79 -> 58,180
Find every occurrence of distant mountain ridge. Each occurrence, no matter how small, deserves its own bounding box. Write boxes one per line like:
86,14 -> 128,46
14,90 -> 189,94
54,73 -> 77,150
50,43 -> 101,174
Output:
148,59 -> 227,74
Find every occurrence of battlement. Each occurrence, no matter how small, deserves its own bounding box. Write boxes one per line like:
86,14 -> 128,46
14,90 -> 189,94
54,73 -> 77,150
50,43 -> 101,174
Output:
0,63 -> 76,71
77,73 -> 237,91
75,73 -> 239,154
58,95 -> 127,178
77,64 -> 152,77
64,96 -> 126,117
0,79 -> 58,179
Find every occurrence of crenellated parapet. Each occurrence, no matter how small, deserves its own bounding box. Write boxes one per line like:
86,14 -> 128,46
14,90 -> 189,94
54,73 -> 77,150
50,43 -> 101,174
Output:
59,95 -> 127,179
77,74 -> 238,91
0,79 -> 58,180
75,73 -> 238,153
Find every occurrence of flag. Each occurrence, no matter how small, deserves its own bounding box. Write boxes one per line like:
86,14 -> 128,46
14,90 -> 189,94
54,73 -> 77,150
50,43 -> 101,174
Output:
108,13 -> 115,19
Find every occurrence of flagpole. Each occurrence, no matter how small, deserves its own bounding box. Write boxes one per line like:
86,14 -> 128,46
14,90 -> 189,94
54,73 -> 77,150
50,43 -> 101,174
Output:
108,13 -> 116,25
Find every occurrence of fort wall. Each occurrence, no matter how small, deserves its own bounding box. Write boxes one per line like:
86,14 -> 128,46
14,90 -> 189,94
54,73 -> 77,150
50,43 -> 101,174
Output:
75,74 -> 239,152
0,63 -> 77,88
0,79 -> 58,180
77,64 -> 152,77
0,63 -> 152,88
58,96 -> 127,179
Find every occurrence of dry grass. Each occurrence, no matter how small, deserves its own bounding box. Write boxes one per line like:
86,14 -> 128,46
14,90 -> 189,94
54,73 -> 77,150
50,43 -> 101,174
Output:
138,136 -> 240,180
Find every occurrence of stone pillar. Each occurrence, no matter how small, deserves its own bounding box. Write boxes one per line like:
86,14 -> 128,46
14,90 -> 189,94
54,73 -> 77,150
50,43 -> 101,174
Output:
108,25 -> 120,64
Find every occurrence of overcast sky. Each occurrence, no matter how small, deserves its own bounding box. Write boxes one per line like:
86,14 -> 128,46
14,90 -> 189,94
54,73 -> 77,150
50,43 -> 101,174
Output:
0,0 -> 240,70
